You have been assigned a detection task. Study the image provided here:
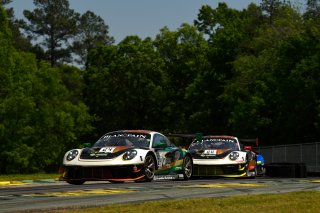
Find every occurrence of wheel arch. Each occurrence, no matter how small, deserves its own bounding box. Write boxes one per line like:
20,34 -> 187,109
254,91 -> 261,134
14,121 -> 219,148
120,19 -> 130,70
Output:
147,151 -> 158,170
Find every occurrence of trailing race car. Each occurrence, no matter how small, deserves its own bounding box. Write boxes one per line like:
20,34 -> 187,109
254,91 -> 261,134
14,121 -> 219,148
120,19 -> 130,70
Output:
187,135 -> 260,178
60,130 -> 193,184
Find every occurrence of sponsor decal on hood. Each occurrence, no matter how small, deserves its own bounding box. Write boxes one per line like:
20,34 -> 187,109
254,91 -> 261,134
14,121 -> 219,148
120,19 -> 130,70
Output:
98,146 -> 130,153
80,146 -> 133,159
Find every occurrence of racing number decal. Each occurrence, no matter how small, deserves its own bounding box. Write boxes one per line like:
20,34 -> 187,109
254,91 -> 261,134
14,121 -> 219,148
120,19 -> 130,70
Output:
99,147 -> 115,153
204,150 -> 217,155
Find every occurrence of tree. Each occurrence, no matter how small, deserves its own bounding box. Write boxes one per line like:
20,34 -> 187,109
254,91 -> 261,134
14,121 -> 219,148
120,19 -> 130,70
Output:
0,6 -> 93,173
304,0 -> 320,19
0,4 -> 13,97
261,0 -> 284,23
154,24 -> 209,132
0,0 -> 35,53
59,65 -> 85,104
0,0 -> 13,18
194,2 -> 260,79
191,3 -> 264,134
72,11 -> 114,68
22,0 -> 79,67
85,36 -> 166,137
0,55 -> 93,173
220,4 -> 312,145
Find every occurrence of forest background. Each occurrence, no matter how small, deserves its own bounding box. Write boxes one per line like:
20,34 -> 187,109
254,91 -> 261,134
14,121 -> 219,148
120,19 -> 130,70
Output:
1,0 -> 320,174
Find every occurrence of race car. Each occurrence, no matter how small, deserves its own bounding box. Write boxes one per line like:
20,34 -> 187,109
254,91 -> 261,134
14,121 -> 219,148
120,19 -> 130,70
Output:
187,135 -> 259,178
60,130 -> 193,184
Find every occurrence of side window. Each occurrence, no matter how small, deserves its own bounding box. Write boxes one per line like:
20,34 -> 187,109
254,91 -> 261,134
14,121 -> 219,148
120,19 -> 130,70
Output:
165,137 -> 176,147
152,134 -> 168,148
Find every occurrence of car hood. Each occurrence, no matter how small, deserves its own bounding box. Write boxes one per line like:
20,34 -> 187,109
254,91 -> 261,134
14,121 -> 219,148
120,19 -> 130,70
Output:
189,149 -> 233,159
80,146 -> 135,159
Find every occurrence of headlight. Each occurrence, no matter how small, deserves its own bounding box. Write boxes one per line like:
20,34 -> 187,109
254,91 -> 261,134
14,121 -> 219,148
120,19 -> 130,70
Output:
66,150 -> 79,161
123,150 -> 137,160
229,152 -> 239,161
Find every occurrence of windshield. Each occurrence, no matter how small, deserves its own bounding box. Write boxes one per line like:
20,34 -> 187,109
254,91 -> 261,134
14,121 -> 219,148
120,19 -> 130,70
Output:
188,138 -> 239,151
93,133 -> 151,148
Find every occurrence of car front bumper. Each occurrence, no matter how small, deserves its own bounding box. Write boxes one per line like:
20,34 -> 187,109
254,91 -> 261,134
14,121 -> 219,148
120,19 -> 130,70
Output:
192,164 -> 247,177
60,164 -> 145,181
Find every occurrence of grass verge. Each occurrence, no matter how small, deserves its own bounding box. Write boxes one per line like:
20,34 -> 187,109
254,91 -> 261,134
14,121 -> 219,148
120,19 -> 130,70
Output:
48,190 -> 319,213
0,173 -> 60,181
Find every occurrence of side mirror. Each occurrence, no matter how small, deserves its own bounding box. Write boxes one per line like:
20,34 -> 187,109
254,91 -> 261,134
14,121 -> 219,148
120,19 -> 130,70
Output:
83,142 -> 91,148
195,133 -> 203,141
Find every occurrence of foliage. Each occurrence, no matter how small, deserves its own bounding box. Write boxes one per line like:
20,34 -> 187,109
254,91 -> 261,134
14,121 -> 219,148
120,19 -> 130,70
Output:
85,36 -> 166,138
49,191 -> 320,213
154,24 -> 210,133
0,5 -> 93,173
3,0 -> 320,173
0,51 -> 93,173
20,0 -> 113,68
1,0 -> 34,54
21,0 -> 79,67
72,11 -> 114,68
220,3 -> 318,144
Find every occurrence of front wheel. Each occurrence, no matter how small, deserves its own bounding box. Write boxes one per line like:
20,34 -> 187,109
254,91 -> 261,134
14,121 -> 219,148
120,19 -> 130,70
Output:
143,154 -> 155,182
66,180 -> 85,185
182,155 -> 193,180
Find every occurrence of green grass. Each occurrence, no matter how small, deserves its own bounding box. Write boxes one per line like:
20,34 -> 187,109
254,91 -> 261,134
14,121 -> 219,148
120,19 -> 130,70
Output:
0,173 -> 60,181
48,190 -> 320,213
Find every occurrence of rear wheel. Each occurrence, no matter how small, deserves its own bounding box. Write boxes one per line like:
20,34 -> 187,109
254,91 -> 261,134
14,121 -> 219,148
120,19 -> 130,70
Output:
66,180 -> 85,185
144,154 -> 155,182
257,165 -> 265,176
182,155 -> 193,180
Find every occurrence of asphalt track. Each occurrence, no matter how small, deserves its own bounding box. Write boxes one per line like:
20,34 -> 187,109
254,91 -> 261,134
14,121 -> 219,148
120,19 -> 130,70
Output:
1,177 -> 320,213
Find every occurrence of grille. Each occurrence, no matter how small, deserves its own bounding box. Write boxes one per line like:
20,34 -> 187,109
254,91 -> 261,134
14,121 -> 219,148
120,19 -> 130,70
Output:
80,154 -> 113,159
193,165 -> 241,176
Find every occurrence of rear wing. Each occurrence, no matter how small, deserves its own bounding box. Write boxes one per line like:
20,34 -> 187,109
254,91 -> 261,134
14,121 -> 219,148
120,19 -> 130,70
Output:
167,133 -> 204,141
166,133 -> 202,149
239,138 -> 259,147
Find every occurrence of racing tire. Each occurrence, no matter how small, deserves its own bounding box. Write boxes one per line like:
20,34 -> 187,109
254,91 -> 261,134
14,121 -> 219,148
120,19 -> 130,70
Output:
66,180 -> 85,185
182,155 -> 193,180
143,154 -> 155,182
257,166 -> 265,176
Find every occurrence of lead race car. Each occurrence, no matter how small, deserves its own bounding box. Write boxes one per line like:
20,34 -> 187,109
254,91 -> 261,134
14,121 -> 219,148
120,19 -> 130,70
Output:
187,135 -> 262,178
60,130 -> 193,184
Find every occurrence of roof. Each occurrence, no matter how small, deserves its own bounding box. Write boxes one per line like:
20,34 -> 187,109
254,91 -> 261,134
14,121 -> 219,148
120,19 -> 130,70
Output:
107,130 -> 155,134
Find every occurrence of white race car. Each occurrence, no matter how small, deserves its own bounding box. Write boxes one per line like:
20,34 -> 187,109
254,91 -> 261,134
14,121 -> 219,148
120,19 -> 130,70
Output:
188,135 -> 258,178
60,130 -> 193,184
